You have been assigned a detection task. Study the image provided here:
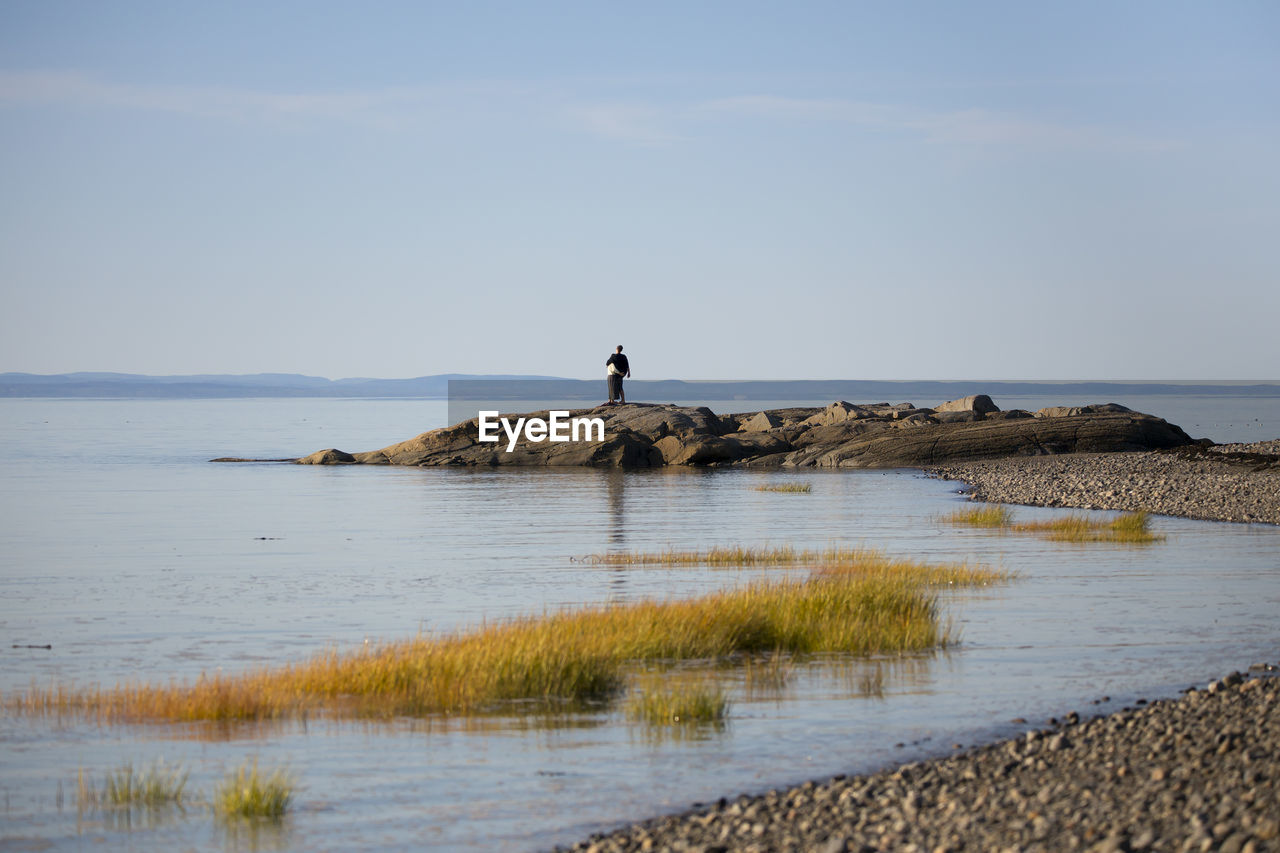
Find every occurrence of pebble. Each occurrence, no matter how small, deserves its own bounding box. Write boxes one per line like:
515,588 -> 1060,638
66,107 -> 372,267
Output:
925,441 -> 1280,525
557,671 -> 1280,852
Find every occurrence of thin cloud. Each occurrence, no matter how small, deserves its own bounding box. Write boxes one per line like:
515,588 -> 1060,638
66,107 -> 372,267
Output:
2,71 -> 1180,153
701,94 -> 1180,153
0,71 -> 404,122
0,70 -> 547,130
565,103 -> 683,145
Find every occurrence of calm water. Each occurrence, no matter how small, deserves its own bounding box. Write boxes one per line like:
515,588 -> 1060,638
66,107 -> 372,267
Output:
1,395 -> 1278,851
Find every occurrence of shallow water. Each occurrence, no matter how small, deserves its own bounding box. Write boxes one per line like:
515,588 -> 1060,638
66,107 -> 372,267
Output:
1,397 -> 1278,851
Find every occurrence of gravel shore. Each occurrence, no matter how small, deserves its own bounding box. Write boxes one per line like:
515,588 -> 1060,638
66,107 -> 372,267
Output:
925,440 -> 1280,525
559,668 -> 1279,853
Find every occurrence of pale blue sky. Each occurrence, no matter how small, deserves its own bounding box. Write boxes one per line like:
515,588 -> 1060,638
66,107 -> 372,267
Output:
2,2 -> 1277,380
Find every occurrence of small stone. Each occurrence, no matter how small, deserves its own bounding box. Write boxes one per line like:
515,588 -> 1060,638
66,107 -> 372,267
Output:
1219,832 -> 1250,853
1132,828 -> 1156,849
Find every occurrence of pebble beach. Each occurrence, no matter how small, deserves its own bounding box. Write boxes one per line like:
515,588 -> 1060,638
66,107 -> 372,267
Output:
926,440 -> 1280,526
561,669 -> 1279,853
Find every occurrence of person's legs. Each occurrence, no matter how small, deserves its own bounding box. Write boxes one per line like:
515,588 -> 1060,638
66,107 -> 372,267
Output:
608,374 -> 622,403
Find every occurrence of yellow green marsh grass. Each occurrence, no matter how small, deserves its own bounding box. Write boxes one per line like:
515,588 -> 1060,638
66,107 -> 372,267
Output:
583,545 -> 1011,585
214,760 -> 293,819
946,505 -> 1162,544
626,677 -> 730,726
6,551 -> 1005,724
753,482 -> 813,493
943,505 -> 1014,528
77,760 -> 190,809
1011,511 -> 1163,544
583,544 -> 811,567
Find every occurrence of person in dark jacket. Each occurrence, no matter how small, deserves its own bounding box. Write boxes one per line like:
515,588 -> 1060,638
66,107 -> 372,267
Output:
606,345 -> 630,404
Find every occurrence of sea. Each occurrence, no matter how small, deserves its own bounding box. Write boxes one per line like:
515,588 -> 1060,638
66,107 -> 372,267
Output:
1,393 -> 1278,851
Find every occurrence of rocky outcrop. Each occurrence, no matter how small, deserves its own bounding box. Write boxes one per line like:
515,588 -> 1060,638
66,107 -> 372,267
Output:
291,397 -> 1195,469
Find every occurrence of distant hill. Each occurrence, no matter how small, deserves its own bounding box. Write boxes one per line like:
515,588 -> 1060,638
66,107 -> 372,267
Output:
0,372 -> 567,398
1,373 -> 1276,400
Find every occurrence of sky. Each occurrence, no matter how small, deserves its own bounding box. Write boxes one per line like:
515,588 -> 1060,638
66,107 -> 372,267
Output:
1,1 -> 1277,381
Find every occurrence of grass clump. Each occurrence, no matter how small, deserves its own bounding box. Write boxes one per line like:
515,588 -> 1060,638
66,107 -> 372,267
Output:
945,505 -> 1162,544
626,678 -> 729,726
584,544 -> 809,567
587,546 -> 1011,587
215,760 -> 293,819
1012,511 -> 1163,544
10,552 -> 1007,724
753,482 -> 812,493
944,505 -> 1014,528
78,760 -> 190,809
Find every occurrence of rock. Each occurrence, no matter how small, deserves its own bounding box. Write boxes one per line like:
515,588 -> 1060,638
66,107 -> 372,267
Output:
892,412 -> 938,426
653,434 -> 737,466
296,448 -> 357,465
802,413 -> 1193,468
289,400 -> 1195,472
1036,406 -> 1094,418
739,411 -> 783,432
545,432 -> 664,467
607,404 -> 726,441
801,401 -> 876,427
791,420 -> 891,450
935,394 -> 1000,415
655,432 -> 790,466
933,410 -> 980,424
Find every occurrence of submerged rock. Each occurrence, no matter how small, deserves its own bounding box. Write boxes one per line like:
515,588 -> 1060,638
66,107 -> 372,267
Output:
292,397 -> 1195,469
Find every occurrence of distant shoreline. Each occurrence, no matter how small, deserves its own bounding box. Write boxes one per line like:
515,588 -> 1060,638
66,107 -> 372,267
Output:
3,372 -> 1278,400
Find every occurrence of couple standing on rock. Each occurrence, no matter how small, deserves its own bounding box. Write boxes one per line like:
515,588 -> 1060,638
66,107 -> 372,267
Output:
606,345 -> 630,405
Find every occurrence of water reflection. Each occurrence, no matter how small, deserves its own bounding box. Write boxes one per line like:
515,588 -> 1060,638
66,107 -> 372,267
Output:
76,800 -> 193,834
605,470 -> 627,549
214,814 -> 293,853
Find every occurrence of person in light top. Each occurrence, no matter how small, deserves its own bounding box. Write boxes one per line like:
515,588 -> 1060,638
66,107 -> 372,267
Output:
605,345 -> 630,405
